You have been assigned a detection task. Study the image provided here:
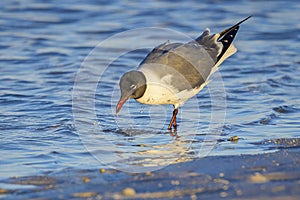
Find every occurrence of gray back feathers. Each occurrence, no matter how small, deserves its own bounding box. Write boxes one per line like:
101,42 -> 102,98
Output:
138,16 -> 251,92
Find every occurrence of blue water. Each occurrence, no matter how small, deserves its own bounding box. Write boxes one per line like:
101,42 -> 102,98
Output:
1,0 -> 300,178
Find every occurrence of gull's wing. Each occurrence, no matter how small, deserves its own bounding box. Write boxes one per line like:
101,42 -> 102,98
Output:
138,16 -> 251,91
138,41 -> 215,91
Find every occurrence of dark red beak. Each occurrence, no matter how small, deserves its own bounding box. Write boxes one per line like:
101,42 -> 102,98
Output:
116,97 -> 128,115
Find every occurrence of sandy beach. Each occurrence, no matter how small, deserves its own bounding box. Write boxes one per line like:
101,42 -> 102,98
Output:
1,144 -> 299,199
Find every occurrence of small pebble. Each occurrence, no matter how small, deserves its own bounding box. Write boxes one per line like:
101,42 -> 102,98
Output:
0,189 -> 8,194
223,185 -> 229,190
220,191 -> 228,198
272,185 -> 286,193
145,171 -> 152,176
100,168 -> 106,173
73,192 -> 97,197
171,180 -> 180,185
122,187 -> 136,196
248,172 -> 268,183
214,178 -> 230,185
190,194 -> 197,200
229,136 -> 239,142
83,177 -> 90,183
236,189 -> 243,196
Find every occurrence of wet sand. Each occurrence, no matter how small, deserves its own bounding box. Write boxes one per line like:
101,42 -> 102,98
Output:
1,147 -> 300,199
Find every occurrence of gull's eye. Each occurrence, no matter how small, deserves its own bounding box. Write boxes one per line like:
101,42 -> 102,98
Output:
130,84 -> 137,90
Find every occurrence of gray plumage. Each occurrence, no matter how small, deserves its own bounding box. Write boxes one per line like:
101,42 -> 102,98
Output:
138,23 -> 241,91
116,16 -> 251,129
139,40 -> 215,91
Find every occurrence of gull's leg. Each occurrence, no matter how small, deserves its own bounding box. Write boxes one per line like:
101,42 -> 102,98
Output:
168,108 -> 178,130
173,108 -> 178,128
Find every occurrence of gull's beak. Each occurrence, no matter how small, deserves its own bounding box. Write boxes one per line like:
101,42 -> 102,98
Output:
116,97 -> 128,115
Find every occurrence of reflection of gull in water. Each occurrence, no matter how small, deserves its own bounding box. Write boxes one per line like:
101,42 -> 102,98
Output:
135,140 -> 194,166
93,128 -> 191,167
85,125 -> 220,172
113,136 -> 194,168
78,103 -> 222,172
108,128 -> 212,168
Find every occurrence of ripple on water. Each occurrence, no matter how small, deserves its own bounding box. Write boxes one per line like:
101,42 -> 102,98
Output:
252,138 -> 300,150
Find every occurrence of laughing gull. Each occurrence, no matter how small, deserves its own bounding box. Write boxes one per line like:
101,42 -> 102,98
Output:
116,16 -> 251,130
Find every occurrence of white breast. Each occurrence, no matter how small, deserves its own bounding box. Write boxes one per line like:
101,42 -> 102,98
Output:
135,68 -> 203,108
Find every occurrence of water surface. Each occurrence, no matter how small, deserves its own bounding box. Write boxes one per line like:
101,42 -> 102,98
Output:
0,0 -> 299,178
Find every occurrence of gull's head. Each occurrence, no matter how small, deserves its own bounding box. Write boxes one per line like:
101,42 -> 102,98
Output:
116,70 -> 146,114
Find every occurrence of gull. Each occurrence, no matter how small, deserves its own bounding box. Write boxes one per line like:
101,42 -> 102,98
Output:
116,16 -> 251,130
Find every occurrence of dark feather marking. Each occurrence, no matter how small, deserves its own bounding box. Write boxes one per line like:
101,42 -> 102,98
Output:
217,26 -> 239,61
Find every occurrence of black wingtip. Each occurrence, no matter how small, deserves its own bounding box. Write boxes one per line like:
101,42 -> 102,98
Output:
216,16 -> 251,61
218,16 -> 252,39
217,26 -> 240,61
236,15 -> 252,27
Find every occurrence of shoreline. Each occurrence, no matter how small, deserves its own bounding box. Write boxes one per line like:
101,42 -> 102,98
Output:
1,148 -> 300,199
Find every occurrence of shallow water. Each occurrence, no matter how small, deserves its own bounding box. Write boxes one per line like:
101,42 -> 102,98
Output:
1,0 -> 300,178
